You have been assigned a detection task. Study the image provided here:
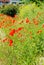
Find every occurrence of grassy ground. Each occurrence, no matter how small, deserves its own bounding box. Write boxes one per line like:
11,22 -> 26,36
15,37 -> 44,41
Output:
0,3 -> 44,65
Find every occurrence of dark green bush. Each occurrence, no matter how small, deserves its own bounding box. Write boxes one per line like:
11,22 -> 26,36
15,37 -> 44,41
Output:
1,4 -> 18,17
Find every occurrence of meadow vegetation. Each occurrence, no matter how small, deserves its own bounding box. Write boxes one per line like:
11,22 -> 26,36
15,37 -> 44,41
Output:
0,2 -> 44,65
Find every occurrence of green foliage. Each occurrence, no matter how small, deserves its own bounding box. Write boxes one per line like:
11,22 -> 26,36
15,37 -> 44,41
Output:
0,4 -> 18,17
19,3 -> 44,19
20,0 -> 44,5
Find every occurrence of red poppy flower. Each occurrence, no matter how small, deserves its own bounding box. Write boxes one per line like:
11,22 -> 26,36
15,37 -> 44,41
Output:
26,18 -> 30,23
9,39 -> 13,46
9,29 -> 15,36
42,24 -> 44,28
33,18 -> 38,25
2,38 -> 8,42
15,30 -> 18,33
12,20 -> 16,23
0,25 -> 1,28
37,30 -> 42,34
18,27 -> 23,31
